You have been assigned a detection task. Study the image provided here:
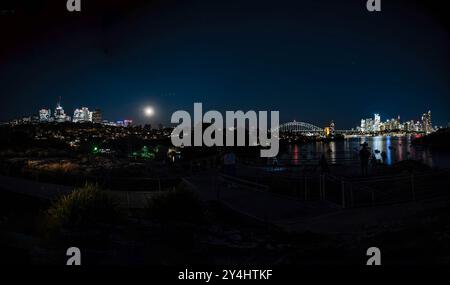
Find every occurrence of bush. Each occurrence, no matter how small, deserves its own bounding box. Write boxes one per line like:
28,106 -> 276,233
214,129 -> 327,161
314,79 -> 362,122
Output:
45,183 -> 121,233
146,184 -> 204,223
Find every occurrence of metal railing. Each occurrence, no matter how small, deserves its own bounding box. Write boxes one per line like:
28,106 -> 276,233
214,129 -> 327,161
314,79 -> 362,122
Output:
230,163 -> 450,209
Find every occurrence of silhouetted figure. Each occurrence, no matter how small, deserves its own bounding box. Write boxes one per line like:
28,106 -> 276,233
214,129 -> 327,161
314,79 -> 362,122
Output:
359,142 -> 371,176
371,153 -> 378,167
223,151 -> 236,176
381,151 -> 387,164
272,157 -> 278,170
319,154 -> 330,174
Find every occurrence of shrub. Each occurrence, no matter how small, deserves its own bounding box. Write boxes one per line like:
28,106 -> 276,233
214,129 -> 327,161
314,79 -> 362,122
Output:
45,183 -> 121,233
146,184 -> 204,223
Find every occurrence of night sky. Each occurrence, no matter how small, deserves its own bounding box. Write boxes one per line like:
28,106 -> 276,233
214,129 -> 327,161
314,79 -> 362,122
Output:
0,0 -> 449,128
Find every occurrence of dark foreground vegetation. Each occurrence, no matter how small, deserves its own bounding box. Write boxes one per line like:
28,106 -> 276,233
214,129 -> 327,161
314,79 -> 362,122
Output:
1,183 -> 449,265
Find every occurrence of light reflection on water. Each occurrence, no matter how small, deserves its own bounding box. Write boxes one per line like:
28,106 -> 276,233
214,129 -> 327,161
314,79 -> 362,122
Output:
280,136 -> 450,169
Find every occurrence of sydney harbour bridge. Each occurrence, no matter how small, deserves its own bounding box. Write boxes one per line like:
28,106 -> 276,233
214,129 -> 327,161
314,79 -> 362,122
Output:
271,120 -> 352,136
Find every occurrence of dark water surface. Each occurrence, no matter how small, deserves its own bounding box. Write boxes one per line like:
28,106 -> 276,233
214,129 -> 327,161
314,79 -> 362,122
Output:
280,136 -> 450,169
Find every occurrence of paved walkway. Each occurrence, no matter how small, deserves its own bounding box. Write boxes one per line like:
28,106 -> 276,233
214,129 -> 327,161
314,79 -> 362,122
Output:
184,171 -> 450,234
184,171 -> 341,226
0,175 -> 73,200
0,175 -> 156,209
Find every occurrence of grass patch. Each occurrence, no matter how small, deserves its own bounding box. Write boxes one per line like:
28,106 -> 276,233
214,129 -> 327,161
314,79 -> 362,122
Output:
45,183 -> 121,234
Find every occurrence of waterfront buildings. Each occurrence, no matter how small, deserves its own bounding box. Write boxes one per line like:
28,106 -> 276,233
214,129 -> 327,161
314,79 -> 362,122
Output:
374,113 -> 381,132
422,110 -> 433,134
357,111 -> 434,134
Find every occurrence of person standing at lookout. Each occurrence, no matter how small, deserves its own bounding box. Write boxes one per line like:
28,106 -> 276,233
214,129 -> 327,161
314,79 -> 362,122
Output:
223,151 -> 236,177
359,142 -> 371,176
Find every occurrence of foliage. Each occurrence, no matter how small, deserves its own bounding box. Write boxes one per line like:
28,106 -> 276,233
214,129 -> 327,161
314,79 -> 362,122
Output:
45,183 -> 121,233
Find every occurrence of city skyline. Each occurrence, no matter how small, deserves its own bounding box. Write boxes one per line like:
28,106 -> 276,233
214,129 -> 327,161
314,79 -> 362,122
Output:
1,0 -> 449,268
4,96 -> 444,134
1,0 -> 449,127
5,97 -> 450,128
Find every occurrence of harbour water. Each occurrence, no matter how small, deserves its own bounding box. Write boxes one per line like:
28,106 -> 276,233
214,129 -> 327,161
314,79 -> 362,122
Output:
280,136 -> 450,169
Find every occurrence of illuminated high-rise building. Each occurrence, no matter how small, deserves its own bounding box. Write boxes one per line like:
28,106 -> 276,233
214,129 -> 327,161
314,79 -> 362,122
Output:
374,113 -> 381,132
54,97 -> 67,123
92,109 -> 102,124
360,119 -> 366,133
365,118 -> 374,133
421,110 -> 432,134
39,109 -> 51,122
73,107 -> 92,123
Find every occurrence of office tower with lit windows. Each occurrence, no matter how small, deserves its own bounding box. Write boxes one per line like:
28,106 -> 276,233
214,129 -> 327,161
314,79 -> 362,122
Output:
365,118 -> 374,133
360,119 -> 366,133
422,110 -> 432,134
39,109 -> 51,122
374,113 -> 381,132
73,107 -> 92,123
92,109 -> 102,124
54,98 -> 68,123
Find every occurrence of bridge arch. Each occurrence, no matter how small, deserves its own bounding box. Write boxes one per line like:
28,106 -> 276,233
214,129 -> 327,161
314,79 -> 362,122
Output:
271,121 -> 324,134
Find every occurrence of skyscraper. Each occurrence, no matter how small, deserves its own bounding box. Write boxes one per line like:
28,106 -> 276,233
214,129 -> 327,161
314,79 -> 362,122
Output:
39,109 -> 51,122
73,107 -> 92,123
421,110 -> 432,134
92,109 -> 102,124
360,119 -> 366,133
374,113 -> 381,132
54,97 -> 67,123
359,117 -> 375,133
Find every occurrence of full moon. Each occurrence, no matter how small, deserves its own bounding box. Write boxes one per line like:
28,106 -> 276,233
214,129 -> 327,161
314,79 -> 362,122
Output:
144,106 -> 155,117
